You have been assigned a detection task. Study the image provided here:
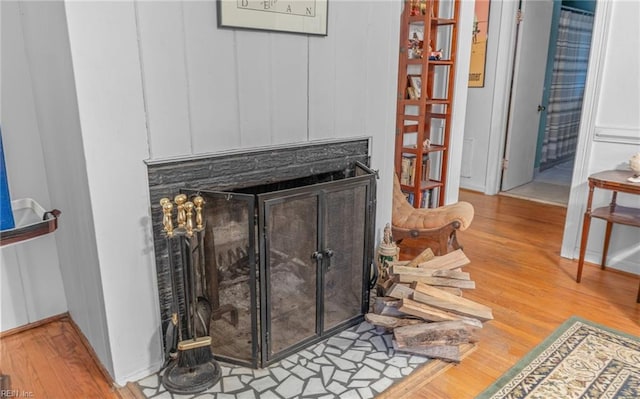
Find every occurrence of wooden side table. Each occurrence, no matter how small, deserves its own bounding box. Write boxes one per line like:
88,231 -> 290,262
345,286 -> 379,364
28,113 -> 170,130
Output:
576,170 -> 640,302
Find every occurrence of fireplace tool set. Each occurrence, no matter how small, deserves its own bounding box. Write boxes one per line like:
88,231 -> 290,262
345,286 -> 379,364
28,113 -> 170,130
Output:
160,194 -> 221,394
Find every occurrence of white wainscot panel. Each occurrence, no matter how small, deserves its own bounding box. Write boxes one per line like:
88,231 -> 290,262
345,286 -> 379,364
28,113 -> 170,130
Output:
1,247 -> 29,331
137,1 -> 192,158
183,1 -> 242,153
0,234 -> 67,332
331,2 -> 368,137
269,34 -> 309,145
235,31 -> 273,147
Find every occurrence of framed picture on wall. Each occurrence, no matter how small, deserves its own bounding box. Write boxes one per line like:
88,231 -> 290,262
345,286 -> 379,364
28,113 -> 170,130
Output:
469,0 -> 490,87
218,0 -> 328,36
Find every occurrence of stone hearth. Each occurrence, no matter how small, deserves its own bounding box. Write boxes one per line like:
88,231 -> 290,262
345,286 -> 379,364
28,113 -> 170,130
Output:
136,320 -> 431,399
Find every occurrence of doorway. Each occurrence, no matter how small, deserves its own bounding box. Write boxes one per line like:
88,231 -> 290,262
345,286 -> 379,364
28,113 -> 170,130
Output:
500,0 -> 595,206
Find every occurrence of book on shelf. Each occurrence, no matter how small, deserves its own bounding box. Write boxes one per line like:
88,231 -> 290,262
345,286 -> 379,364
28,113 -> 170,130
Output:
404,188 -> 432,208
421,153 -> 431,182
401,153 -> 430,186
400,155 -> 416,186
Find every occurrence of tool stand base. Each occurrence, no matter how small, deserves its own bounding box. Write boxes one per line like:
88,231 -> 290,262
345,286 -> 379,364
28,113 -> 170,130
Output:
161,358 -> 221,395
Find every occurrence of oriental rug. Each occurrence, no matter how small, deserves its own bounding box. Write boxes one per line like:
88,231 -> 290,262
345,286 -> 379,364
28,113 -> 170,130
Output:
476,316 -> 640,399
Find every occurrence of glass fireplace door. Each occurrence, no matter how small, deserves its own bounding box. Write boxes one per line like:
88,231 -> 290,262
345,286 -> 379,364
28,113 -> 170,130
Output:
259,172 -> 375,365
322,182 -> 368,332
185,190 -> 259,368
260,191 -> 319,362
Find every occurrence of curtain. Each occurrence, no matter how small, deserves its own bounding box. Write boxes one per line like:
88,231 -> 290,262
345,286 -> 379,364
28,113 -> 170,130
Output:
539,8 -> 594,171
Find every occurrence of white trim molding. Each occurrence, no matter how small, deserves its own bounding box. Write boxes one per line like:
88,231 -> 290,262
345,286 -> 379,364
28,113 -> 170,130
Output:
594,126 -> 640,145
561,0 -> 612,260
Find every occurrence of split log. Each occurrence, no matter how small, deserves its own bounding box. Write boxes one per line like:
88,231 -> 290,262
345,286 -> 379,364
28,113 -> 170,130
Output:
398,298 -> 482,328
417,249 -> 470,271
386,275 -> 410,286
391,266 -> 470,281
390,265 -> 475,288
404,247 -> 435,267
365,313 -> 423,329
392,341 -> 462,363
438,287 -> 463,296
387,260 -> 411,267
387,282 -> 491,321
395,274 -> 476,289
431,269 -> 471,280
411,282 -> 493,321
394,320 -> 477,348
387,283 -> 462,301
379,277 -> 410,297
386,283 -> 415,299
373,297 -> 405,317
391,265 -> 438,277
377,278 -> 395,293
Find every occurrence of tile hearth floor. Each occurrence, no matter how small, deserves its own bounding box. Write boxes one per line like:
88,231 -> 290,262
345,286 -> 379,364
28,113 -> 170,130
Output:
137,321 -> 432,399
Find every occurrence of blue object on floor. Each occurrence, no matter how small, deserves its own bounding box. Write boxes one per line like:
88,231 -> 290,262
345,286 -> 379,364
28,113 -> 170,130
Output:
0,127 -> 15,231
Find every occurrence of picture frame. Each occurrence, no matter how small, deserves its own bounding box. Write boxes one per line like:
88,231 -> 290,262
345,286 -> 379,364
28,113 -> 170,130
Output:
218,0 -> 328,36
408,75 -> 422,99
469,0 -> 491,87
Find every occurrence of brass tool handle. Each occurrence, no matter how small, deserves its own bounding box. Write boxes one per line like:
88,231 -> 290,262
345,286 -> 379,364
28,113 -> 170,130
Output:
185,201 -> 194,237
174,194 -> 187,229
160,198 -> 174,237
193,195 -> 204,231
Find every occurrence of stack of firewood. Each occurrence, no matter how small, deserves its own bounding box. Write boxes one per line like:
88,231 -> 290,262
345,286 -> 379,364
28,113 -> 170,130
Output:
366,248 -> 493,363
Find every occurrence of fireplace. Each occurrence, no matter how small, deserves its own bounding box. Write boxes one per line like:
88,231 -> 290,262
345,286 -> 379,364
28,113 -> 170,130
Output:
146,139 -> 377,368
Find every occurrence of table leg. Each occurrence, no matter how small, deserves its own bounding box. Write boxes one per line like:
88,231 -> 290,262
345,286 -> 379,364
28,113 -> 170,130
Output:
637,281 -> 640,303
600,221 -> 613,269
576,212 -> 591,283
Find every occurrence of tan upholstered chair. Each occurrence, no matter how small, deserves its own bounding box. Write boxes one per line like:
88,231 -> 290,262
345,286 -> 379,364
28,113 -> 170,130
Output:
392,174 -> 474,255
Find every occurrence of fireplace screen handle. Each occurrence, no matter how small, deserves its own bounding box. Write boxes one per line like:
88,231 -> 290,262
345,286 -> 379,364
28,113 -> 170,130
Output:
323,249 -> 334,270
311,249 -> 334,269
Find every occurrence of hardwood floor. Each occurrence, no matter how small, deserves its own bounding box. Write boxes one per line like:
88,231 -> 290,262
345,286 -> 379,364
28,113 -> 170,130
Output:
0,190 -> 637,398
0,315 -> 120,398
398,189 -> 640,398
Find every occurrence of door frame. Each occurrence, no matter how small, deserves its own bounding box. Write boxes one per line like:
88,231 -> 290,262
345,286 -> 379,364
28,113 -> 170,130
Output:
534,1 -> 563,171
483,0 -> 612,260
500,0 -> 555,191
483,0 -> 521,195
485,0 -> 606,199
561,0 -> 611,260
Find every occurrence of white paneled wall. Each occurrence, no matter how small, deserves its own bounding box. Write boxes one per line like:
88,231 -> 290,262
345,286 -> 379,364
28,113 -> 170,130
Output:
137,1 -> 398,158
136,1 -> 192,157
0,0 -> 67,332
66,0 -> 159,384
560,0 -> 640,275
1,237 -> 67,331
137,1 -> 314,156
182,1 -> 242,151
310,2 -> 369,140
5,0 -> 472,386
64,0 -> 403,385
0,248 -> 29,329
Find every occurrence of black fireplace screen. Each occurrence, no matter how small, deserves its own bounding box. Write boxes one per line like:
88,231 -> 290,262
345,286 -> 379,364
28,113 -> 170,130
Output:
185,162 -> 376,368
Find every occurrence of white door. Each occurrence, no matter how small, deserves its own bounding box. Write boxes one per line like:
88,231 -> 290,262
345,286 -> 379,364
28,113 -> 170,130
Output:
501,0 -> 554,191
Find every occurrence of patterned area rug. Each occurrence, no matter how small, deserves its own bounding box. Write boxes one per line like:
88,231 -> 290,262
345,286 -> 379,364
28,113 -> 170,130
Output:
476,316 -> 640,399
